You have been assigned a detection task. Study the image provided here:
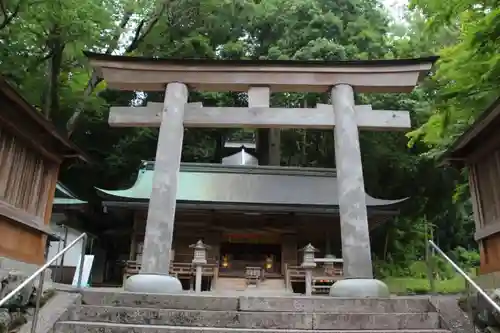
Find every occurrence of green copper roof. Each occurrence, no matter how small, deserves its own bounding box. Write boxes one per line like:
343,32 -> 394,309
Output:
96,162 -> 406,208
53,183 -> 87,206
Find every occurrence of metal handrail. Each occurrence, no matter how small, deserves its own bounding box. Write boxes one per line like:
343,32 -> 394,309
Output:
429,240 -> 500,313
0,232 -> 87,333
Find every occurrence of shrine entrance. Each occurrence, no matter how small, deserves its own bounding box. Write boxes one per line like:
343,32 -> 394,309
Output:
219,233 -> 282,277
87,52 -> 436,294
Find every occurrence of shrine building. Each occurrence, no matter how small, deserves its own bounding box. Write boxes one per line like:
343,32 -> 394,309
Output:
97,149 -> 404,291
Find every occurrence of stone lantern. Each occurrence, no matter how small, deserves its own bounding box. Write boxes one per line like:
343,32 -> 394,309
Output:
190,240 -> 210,292
190,240 -> 208,265
299,243 -> 318,295
300,243 -> 318,268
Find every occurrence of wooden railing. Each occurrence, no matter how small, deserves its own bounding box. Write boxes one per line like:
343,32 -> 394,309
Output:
284,262 -> 344,294
285,264 -> 306,290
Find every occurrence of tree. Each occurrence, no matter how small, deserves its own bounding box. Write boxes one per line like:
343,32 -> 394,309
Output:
407,0 -> 500,153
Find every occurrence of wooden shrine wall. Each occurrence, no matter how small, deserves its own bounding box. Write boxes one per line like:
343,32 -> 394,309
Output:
469,144 -> 500,274
0,120 -> 59,265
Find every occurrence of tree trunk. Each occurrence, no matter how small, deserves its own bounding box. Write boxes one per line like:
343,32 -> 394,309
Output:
43,30 -> 64,118
0,0 -> 24,30
212,131 -> 227,163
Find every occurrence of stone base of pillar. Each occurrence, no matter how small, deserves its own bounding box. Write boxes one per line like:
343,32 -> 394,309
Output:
124,274 -> 183,293
329,278 -> 390,297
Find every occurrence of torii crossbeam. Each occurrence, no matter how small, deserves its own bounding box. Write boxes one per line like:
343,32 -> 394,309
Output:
109,102 -> 411,130
85,52 -> 437,296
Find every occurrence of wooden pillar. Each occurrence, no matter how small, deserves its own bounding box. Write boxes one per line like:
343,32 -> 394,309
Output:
281,234 -> 297,274
325,230 -> 332,256
332,84 -> 373,279
129,213 -> 138,261
268,128 -> 281,165
250,87 -> 281,166
140,82 -> 188,275
469,165 -> 487,272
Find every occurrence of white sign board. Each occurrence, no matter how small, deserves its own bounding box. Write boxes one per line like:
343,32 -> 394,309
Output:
72,255 -> 94,288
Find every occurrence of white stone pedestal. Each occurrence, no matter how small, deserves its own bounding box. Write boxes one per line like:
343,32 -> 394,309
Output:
329,278 -> 390,297
125,274 -> 182,293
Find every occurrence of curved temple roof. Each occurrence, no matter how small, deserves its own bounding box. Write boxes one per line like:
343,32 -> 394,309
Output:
53,183 -> 87,206
96,162 -> 406,209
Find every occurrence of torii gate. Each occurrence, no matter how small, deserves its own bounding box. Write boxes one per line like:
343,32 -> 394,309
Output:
86,53 -> 437,296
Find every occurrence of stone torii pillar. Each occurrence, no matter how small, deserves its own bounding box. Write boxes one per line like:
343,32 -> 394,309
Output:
329,84 -> 389,297
125,82 -> 187,293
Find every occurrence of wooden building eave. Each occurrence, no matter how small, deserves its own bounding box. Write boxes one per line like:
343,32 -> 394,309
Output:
441,96 -> 500,166
84,52 -> 438,93
0,76 -> 90,163
101,200 -> 401,216
0,200 -> 61,241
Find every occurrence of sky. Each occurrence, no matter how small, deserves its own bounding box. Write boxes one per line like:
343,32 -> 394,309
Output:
383,0 -> 409,21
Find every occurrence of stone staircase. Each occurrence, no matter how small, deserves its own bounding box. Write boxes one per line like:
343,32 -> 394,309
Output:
258,278 -> 286,291
214,277 -> 247,291
214,277 -> 288,294
53,290 -> 453,333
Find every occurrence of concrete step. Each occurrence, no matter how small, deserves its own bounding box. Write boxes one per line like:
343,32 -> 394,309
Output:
81,291 -> 238,311
71,306 -> 440,330
258,278 -> 286,291
81,291 -> 431,313
214,278 -> 247,291
55,322 -> 451,333
239,296 -> 432,313
213,278 -> 290,296
211,289 -> 295,296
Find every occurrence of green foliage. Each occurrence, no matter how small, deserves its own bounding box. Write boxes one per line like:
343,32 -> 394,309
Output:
408,0 -> 500,152
384,276 -> 468,295
380,250 -> 479,295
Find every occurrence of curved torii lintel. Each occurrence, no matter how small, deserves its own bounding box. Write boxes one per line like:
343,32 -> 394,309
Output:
84,51 -> 438,93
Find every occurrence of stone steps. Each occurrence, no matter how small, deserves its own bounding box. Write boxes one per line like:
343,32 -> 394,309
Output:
81,291 -> 238,310
257,278 -> 286,290
212,278 -> 290,296
214,278 -> 247,291
213,278 -> 288,294
70,306 -> 440,330
56,291 -> 451,333
80,291 -> 431,313
238,296 -> 432,313
54,321 -> 451,333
